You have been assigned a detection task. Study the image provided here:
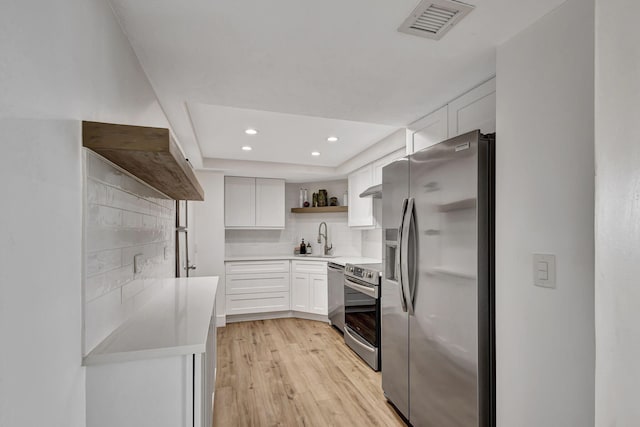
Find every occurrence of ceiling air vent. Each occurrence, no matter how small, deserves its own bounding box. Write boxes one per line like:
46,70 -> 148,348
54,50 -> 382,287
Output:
398,0 -> 474,40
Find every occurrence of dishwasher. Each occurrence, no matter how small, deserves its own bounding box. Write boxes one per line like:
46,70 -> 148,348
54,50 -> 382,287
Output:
327,262 -> 345,333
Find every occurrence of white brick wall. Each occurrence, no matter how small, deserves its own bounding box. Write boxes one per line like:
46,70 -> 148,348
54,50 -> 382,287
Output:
83,150 -> 175,354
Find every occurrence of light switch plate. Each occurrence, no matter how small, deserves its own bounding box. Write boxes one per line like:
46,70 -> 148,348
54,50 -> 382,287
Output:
134,254 -> 143,274
533,254 -> 556,288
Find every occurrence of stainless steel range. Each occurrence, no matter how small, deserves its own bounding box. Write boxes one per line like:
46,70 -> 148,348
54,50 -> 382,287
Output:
343,263 -> 382,371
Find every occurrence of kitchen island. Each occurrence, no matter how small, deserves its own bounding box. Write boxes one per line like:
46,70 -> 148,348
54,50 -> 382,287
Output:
84,276 -> 218,427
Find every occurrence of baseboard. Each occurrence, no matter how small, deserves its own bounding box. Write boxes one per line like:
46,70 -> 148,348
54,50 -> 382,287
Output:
225,311 -> 330,324
216,314 -> 226,327
291,311 -> 330,323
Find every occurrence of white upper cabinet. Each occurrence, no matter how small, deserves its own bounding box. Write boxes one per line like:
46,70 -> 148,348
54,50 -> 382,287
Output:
448,78 -> 496,137
373,148 -> 407,186
348,164 -> 374,228
224,176 -> 285,229
224,177 -> 255,227
407,105 -> 449,154
255,178 -> 285,228
406,77 -> 496,155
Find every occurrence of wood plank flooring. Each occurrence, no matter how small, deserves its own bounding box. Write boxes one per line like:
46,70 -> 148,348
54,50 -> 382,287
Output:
213,318 -> 406,427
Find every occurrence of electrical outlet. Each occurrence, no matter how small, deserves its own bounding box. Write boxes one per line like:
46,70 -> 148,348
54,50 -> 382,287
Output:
134,254 -> 143,274
163,246 -> 170,260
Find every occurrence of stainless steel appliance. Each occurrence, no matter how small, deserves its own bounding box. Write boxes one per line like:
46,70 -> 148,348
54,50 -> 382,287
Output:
344,263 -> 382,371
382,130 -> 495,426
327,262 -> 345,333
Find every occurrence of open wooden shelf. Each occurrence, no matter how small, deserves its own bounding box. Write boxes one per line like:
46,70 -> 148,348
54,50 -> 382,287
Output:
291,206 -> 348,214
82,121 -> 204,201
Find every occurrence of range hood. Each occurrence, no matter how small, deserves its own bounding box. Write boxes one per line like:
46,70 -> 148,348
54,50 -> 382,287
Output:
359,184 -> 382,199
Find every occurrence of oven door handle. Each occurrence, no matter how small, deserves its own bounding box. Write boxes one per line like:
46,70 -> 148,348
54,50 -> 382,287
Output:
344,278 -> 379,299
344,326 -> 376,353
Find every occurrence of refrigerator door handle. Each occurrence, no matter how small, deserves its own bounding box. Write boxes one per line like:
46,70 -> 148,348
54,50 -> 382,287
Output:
397,198 -> 408,312
400,198 -> 415,315
406,198 -> 418,314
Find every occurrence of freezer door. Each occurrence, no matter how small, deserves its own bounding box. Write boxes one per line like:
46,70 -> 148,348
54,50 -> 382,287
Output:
409,132 -> 481,426
381,158 -> 410,418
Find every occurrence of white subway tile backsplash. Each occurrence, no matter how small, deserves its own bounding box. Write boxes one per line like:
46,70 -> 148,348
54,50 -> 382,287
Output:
86,249 -> 122,277
83,150 -> 175,355
121,279 -> 145,301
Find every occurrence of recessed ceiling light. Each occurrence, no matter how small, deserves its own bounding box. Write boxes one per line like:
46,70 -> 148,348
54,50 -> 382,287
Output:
327,136 -> 339,142
245,128 -> 258,135
242,146 -> 252,151
311,151 -> 320,156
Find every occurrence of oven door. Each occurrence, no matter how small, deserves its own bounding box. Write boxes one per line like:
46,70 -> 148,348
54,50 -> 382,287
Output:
344,277 -> 380,347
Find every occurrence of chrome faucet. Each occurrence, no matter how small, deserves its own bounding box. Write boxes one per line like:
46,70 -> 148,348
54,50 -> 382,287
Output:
317,221 -> 333,256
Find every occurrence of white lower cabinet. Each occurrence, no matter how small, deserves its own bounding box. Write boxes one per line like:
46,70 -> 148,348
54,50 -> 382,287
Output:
309,273 -> 328,315
86,311 -> 216,427
225,260 -> 329,319
291,273 -> 310,311
225,261 -> 291,315
291,261 -> 328,315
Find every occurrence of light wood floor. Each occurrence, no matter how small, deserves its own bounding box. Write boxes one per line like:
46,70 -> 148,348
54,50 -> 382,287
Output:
213,318 -> 406,427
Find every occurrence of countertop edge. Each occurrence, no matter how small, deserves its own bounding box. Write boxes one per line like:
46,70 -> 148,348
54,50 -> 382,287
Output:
83,343 -> 206,367
224,255 -> 381,266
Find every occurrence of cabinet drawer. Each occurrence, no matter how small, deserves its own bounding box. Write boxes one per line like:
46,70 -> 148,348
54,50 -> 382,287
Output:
226,273 -> 290,295
292,260 -> 327,274
226,292 -> 290,315
225,260 -> 290,275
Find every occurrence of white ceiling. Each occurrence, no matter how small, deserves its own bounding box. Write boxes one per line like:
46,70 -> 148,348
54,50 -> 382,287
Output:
188,103 -> 398,167
109,0 -> 567,171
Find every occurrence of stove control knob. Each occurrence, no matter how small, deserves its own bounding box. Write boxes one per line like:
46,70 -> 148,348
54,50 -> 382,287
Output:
366,272 -> 373,278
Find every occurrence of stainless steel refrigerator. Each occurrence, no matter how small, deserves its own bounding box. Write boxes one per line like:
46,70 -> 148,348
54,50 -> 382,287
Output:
381,130 -> 495,427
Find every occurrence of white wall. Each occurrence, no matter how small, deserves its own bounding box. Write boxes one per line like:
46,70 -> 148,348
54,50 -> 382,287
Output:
0,0 -> 173,425
192,171 -> 226,326
0,120 -> 84,427
594,0 -> 640,425
495,0 -> 595,426
84,151 -> 175,354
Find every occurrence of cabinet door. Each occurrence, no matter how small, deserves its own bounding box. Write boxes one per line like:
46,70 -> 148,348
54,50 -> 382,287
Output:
448,78 -> 496,137
309,273 -> 328,315
348,164 -> 374,227
224,177 -> 255,227
373,148 -> 407,186
291,274 -> 310,312
255,178 -> 285,228
408,105 -> 448,154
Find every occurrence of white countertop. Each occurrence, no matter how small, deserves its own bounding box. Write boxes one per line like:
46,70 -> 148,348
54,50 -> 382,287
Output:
224,255 -> 381,266
83,276 -> 218,366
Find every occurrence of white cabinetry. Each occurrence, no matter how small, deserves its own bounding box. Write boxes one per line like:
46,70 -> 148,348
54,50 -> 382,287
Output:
291,261 -> 328,315
448,78 -> 496,137
225,261 -> 290,315
224,177 -> 285,229
224,177 -> 254,227
373,148 -> 407,186
407,105 -> 449,154
406,78 -> 496,155
85,278 -> 217,427
348,164 -> 374,228
255,178 -> 285,228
